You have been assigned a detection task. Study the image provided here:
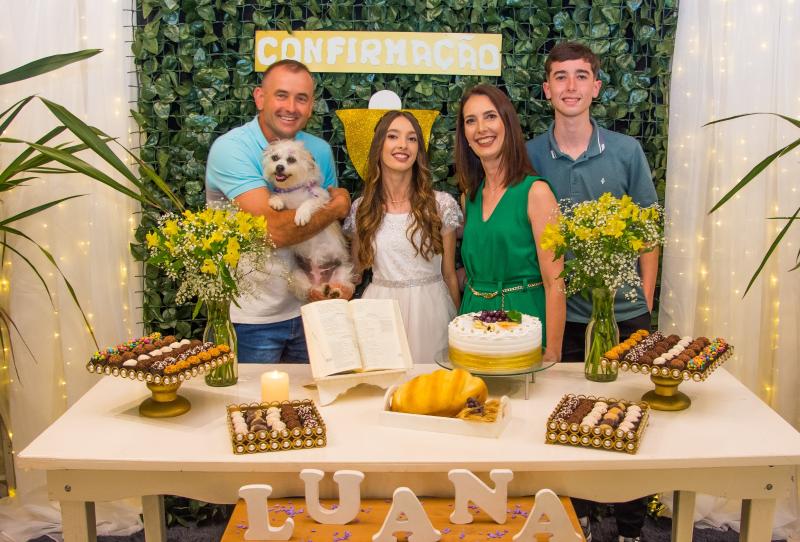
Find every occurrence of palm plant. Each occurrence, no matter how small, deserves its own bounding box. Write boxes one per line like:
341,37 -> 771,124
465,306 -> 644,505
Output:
705,113 -> 800,296
0,49 -> 182,379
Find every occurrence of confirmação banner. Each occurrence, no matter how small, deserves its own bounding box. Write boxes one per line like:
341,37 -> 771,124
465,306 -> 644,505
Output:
255,31 -> 502,76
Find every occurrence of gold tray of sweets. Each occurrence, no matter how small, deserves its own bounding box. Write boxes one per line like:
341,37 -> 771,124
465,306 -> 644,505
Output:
545,394 -> 650,454
85,332 -> 234,418
227,399 -> 327,455
602,330 -> 734,411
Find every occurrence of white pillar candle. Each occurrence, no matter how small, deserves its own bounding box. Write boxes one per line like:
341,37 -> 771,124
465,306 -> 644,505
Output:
261,371 -> 289,403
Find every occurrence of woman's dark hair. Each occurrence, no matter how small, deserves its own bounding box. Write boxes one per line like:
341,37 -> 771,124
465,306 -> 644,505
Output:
455,84 -> 535,201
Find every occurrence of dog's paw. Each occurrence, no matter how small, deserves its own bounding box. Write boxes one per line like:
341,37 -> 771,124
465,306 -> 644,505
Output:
294,206 -> 312,226
268,195 -> 285,210
327,287 -> 342,299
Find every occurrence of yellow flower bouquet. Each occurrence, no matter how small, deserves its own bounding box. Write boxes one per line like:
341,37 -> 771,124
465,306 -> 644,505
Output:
146,205 -> 270,386
146,206 -> 269,306
541,193 -> 663,382
542,192 -> 663,297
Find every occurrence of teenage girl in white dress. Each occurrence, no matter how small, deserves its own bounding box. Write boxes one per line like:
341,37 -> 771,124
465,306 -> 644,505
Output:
344,111 -> 462,363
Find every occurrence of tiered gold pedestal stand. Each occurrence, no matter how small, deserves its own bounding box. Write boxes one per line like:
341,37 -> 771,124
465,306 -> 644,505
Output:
615,346 -> 734,412
86,353 -> 235,419
139,382 -> 191,418
642,375 -> 691,411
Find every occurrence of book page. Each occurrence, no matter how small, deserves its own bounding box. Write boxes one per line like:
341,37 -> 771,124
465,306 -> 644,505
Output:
300,300 -> 362,378
349,299 -> 411,371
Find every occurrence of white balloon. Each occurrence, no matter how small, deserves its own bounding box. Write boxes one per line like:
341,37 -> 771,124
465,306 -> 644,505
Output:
368,90 -> 402,110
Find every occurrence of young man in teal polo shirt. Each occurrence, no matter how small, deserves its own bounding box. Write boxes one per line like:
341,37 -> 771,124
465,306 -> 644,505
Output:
526,42 -> 658,542
206,59 -> 351,363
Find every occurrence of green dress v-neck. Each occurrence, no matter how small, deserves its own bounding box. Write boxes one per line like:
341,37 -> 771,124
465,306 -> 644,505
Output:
460,175 -> 550,346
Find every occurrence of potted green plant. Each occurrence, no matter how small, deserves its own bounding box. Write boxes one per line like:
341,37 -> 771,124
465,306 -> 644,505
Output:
0,49 -> 181,491
705,113 -> 800,295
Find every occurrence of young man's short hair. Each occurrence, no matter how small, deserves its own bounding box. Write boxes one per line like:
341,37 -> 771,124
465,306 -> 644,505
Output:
545,42 -> 601,79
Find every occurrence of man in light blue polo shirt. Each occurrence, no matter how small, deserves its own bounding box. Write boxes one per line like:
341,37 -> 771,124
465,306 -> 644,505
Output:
206,59 -> 351,363
526,42 -> 658,542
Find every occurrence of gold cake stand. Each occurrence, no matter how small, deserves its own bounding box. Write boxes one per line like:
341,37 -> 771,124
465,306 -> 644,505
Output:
87,354 -> 235,418
616,346 -> 734,412
435,350 -> 555,400
139,381 -> 191,418
641,374 -> 691,411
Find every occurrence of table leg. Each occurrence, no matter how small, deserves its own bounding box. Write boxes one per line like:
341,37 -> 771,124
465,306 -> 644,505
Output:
740,498 -> 776,542
524,374 -> 530,400
671,490 -> 696,542
60,500 -> 97,542
142,494 -> 167,542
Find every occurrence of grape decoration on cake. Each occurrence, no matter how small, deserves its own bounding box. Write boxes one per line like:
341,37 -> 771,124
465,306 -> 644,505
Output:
448,310 -> 542,374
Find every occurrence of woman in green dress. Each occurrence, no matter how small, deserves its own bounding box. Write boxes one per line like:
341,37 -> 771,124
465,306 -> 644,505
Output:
455,84 -> 565,363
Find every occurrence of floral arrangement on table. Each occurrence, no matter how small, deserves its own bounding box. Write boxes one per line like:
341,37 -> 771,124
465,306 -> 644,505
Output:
146,205 -> 270,386
541,193 -> 664,382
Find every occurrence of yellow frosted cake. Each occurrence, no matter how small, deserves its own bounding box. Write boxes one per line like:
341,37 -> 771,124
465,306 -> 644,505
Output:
448,310 -> 542,374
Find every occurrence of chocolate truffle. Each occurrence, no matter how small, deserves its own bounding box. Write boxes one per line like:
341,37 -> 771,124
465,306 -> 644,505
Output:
108,354 -> 123,366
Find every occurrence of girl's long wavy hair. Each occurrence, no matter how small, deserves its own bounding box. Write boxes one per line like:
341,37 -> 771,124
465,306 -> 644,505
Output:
455,84 -> 535,201
355,111 -> 443,268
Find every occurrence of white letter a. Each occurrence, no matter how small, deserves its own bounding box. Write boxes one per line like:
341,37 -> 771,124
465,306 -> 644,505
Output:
513,489 -> 582,542
372,487 -> 441,542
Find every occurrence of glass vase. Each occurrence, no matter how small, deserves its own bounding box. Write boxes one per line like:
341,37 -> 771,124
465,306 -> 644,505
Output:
203,299 -> 238,387
584,287 -> 619,382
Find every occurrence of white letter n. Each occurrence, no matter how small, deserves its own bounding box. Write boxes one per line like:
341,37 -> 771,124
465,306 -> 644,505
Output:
449,468 -> 513,524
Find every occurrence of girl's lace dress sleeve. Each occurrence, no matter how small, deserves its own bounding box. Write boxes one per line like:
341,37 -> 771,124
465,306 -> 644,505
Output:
343,196 -> 362,237
435,191 -> 463,234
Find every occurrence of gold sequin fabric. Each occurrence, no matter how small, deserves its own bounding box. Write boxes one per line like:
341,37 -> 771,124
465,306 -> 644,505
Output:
336,109 -> 440,181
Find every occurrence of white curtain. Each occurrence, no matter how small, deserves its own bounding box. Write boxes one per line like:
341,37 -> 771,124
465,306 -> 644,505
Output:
0,1 -> 143,540
660,0 -> 800,537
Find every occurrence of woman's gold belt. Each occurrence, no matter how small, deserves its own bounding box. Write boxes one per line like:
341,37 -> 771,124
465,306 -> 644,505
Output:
466,279 -> 543,309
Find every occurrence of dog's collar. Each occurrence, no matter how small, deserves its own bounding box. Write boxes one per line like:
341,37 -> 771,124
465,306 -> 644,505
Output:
271,180 -> 319,195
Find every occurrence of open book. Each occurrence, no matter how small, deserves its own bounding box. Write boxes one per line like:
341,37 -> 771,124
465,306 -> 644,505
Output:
300,298 -> 413,380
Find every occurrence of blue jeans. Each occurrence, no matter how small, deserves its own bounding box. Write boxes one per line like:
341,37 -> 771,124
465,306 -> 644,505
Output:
234,317 -> 309,363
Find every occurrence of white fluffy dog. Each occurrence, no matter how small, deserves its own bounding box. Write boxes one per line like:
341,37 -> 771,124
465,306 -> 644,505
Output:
262,139 -> 354,301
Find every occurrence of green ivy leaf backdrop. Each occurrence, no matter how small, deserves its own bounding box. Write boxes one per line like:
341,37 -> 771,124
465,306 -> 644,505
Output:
132,0 -> 677,339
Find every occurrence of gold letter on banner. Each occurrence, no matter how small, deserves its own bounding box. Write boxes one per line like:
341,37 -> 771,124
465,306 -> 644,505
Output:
255,31 -> 502,76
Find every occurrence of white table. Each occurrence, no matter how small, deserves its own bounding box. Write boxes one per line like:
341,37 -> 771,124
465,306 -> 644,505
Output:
18,363 -> 800,542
